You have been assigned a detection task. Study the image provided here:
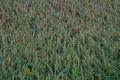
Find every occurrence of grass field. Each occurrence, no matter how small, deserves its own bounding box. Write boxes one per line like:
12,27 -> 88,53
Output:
0,0 -> 120,80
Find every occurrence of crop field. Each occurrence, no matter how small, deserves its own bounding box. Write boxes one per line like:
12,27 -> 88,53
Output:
0,0 -> 120,80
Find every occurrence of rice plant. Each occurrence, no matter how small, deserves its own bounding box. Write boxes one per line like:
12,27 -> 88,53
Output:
0,0 -> 120,80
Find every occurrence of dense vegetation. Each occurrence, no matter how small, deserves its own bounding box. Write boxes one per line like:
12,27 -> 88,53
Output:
0,0 -> 120,80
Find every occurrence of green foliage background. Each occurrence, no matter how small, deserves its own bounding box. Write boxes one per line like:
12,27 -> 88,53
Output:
0,0 -> 120,80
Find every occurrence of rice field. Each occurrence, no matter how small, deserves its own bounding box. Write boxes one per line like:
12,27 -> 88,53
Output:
0,0 -> 120,80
